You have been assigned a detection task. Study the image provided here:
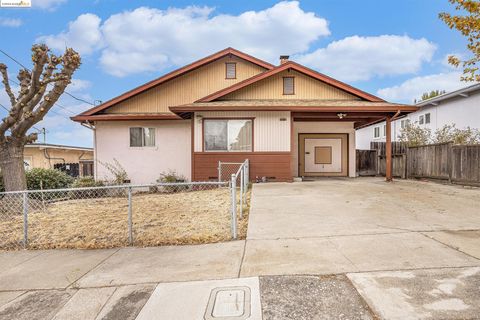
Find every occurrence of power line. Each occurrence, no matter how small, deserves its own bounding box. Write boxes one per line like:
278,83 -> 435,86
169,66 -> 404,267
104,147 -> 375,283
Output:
0,48 -> 95,106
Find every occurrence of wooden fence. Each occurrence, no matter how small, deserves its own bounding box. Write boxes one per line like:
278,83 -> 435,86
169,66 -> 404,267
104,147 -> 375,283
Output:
357,142 -> 480,186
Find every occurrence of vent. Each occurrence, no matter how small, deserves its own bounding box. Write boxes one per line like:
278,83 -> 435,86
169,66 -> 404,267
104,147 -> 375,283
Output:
283,77 -> 294,95
226,63 -> 236,79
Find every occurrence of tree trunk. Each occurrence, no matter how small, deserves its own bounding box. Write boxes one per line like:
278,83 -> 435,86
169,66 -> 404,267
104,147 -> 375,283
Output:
0,141 -> 27,191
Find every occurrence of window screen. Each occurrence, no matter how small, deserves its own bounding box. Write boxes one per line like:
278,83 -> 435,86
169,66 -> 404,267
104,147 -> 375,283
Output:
283,77 -> 294,95
204,119 -> 252,152
419,115 -> 424,125
225,63 -> 236,79
374,127 -> 380,138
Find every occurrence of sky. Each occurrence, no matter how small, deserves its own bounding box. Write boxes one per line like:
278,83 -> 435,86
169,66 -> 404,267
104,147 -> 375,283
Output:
0,0 -> 472,147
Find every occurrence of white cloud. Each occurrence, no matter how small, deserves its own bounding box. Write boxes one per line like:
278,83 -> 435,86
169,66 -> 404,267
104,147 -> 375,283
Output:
33,0 -> 67,10
0,17 -> 22,27
38,1 -> 330,76
67,79 -> 91,92
377,72 -> 465,103
37,13 -> 103,55
296,35 -> 437,82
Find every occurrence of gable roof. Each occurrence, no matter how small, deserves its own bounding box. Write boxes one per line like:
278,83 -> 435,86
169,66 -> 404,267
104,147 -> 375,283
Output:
196,61 -> 385,103
72,47 -> 274,120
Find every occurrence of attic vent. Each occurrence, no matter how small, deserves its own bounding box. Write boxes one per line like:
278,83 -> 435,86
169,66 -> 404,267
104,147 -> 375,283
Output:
283,77 -> 294,95
226,63 -> 236,79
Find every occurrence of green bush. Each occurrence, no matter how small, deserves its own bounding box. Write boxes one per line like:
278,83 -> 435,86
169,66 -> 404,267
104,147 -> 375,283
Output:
157,170 -> 188,193
71,176 -> 104,188
26,168 -> 73,190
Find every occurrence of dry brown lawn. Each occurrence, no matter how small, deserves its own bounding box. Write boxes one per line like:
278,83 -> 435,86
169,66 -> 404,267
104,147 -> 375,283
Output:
0,188 -> 250,250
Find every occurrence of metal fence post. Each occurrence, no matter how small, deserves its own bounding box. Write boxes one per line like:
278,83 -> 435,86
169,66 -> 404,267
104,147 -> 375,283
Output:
218,161 -> 222,182
240,167 -> 244,219
230,174 -> 237,239
23,191 -> 28,249
128,186 -> 133,246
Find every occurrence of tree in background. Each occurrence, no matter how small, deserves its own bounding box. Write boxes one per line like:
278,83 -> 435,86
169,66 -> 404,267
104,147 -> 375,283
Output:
0,45 -> 81,191
421,90 -> 446,101
398,122 -> 432,147
439,0 -> 480,82
434,124 -> 480,144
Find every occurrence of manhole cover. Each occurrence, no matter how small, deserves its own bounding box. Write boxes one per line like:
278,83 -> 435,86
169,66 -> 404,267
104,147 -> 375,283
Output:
204,286 -> 251,319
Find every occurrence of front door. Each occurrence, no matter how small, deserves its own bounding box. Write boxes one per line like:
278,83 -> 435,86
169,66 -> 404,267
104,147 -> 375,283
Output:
299,133 -> 348,176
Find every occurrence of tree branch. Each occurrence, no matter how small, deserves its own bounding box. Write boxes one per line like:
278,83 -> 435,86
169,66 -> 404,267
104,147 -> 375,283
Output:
0,63 -> 17,106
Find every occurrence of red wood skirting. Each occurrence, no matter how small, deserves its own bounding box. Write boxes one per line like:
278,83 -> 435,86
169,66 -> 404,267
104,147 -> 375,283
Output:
193,152 -> 292,182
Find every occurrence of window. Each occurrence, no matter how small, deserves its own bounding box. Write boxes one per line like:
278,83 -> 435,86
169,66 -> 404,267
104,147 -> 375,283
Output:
130,127 -> 155,147
204,119 -> 253,152
425,113 -> 431,124
225,63 -> 236,79
383,125 -> 386,137
283,77 -> 294,95
419,115 -> 424,125
374,127 -> 380,138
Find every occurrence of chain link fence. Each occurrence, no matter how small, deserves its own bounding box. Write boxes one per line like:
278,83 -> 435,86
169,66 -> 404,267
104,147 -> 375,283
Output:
0,181 -> 247,250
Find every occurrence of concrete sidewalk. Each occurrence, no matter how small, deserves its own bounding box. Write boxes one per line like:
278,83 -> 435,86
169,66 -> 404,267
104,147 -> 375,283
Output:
1,178 -> 479,319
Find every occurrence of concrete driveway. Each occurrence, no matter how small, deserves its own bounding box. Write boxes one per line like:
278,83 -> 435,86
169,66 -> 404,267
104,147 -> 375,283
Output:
242,178 -> 480,276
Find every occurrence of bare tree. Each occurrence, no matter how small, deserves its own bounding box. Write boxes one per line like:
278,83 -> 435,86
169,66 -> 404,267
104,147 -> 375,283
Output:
0,44 -> 81,191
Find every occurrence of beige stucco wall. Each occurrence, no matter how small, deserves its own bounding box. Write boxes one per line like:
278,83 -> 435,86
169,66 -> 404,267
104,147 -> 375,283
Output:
106,56 -> 267,114
23,147 -> 93,170
95,120 -> 191,184
292,121 -> 356,178
221,70 -> 359,101
193,111 -> 291,152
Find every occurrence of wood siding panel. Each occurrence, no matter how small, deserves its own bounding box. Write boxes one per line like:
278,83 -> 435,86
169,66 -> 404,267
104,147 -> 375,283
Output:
193,152 -> 292,182
106,56 -> 266,114
221,70 -> 359,101
193,111 -> 291,152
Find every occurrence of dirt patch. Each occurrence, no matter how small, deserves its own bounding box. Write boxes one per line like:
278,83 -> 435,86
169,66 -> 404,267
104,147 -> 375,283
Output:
0,188 -> 250,250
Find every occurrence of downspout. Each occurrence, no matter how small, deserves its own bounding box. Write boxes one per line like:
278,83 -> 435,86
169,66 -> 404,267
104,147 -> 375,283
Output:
43,148 -> 65,169
390,110 -> 401,142
80,120 -> 97,179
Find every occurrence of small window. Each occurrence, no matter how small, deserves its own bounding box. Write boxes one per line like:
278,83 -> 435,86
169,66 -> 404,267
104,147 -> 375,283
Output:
225,63 -> 236,79
130,127 -> 155,147
419,115 -> 424,125
204,119 -> 253,152
425,113 -> 431,124
283,77 -> 294,95
374,127 -> 380,138
383,125 -> 386,137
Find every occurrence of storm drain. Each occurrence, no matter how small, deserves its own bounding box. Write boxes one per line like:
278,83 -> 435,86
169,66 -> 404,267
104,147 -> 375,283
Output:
204,286 -> 251,320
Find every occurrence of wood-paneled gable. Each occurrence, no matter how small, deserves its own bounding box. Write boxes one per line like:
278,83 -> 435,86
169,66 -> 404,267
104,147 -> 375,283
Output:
105,56 -> 267,114
220,70 -> 359,101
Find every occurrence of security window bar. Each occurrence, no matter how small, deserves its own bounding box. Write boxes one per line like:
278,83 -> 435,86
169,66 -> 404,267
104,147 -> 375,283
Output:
204,119 -> 253,152
130,127 -> 155,147
283,77 -> 295,95
225,63 -> 236,79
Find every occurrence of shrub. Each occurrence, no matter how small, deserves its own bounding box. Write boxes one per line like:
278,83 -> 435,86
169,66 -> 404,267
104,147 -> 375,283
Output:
71,176 -> 107,198
398,122 -> 431,147
157,170 -> 188,193
99,159 -> 129,185
433,124 -> 480,145
26,168 -> 73,190
71,176 -> 104,188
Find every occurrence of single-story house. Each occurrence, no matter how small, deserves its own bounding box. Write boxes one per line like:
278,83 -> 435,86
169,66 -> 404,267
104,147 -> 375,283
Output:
356,83 -> 480,149
23,143 -> 94,176
72,48 -> 417,183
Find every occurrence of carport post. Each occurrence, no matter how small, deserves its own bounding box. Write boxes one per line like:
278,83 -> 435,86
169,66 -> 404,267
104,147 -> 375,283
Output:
386,115 -> 393,182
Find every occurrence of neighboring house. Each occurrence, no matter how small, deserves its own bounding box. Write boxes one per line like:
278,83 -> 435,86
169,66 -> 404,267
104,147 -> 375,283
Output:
72,48 -> 416,183
24,143 -> 94,176
356,83 -> 480,149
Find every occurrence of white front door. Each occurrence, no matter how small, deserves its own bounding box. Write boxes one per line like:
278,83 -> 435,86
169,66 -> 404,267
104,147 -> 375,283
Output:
299,133 -> 348,176
304,138 -> 342,173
